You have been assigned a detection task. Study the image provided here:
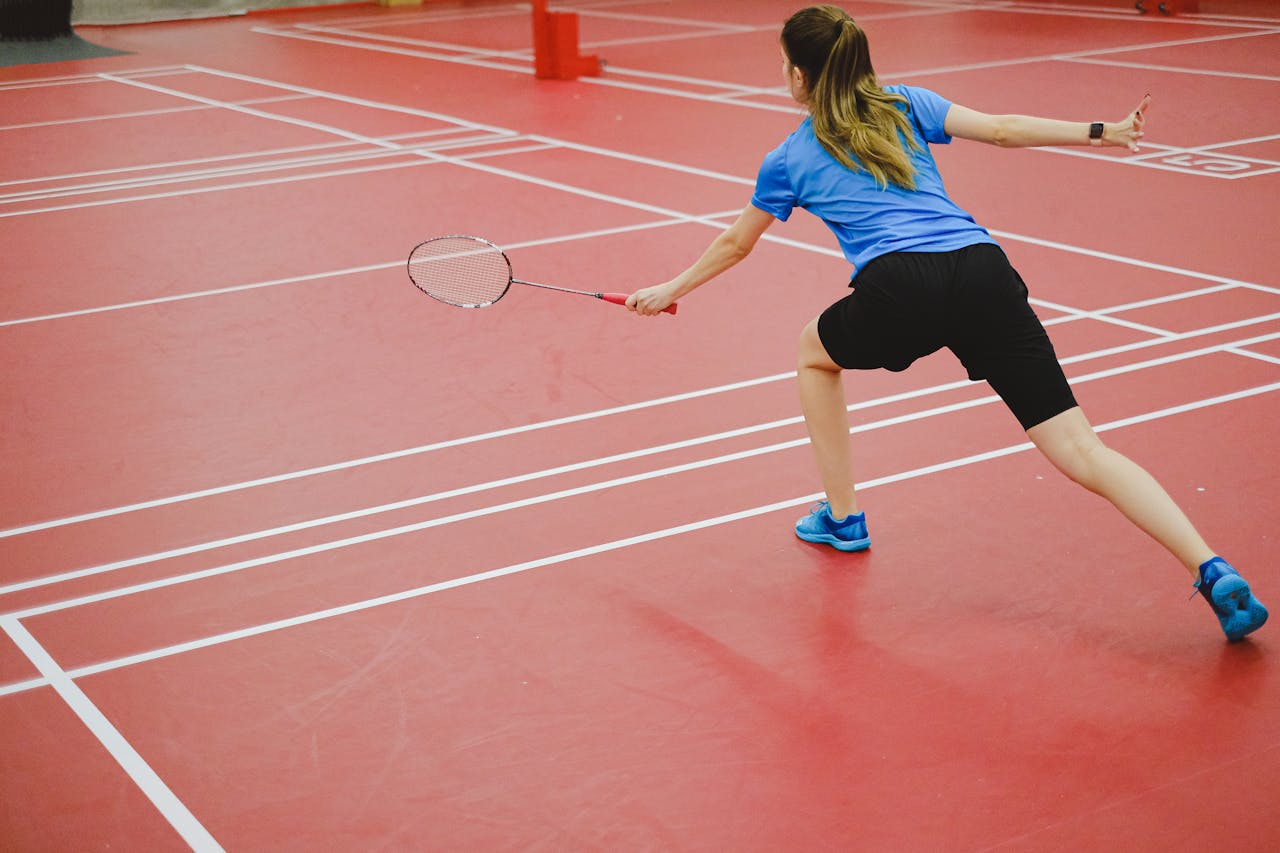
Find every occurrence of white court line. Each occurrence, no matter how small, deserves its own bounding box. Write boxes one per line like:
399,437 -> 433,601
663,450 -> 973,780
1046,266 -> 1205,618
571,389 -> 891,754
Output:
1185,12 -> 1280,26
571,7 -> 753,30
0,209 -> 739,327
98,70 -> 448,149
1182,133 -> 1280,155
1,617 -> 225,852
0,65 -> 189,91
1030,144 -> 1279,180
890,26 -> 1280,78
293,22 -> 541,63
250,25 -> 540,76
1032,296 -> 1176,337
5,378 -> 1278,701
1063,55 -> 1280,84
0,134 -> 515,205
6,328 -> 1278,599
0,93 -> 312,133
1,247 -> 1272,539
959,3 -> 1275,27
989,228 -> 1280,297
1,137 -> 490,203
0,156 -> 439,219
182,63 -> 515,134
1071,140 -> 1280,171
1231,347 -> 1280,366
0,131 -> 435,190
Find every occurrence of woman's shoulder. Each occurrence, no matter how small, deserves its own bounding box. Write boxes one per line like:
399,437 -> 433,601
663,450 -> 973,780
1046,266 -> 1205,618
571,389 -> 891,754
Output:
883,82 -> 930,99
765,116 -> 815,159
884,83 -> 949,107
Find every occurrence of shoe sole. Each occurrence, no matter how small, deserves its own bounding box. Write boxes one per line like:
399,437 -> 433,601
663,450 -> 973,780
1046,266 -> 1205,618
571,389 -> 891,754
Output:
795,530 -> 871,552
1211,575 -> 1269,642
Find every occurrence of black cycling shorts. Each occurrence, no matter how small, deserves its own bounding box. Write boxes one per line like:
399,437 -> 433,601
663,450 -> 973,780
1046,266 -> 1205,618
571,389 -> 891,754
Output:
816,243 -> 1077,431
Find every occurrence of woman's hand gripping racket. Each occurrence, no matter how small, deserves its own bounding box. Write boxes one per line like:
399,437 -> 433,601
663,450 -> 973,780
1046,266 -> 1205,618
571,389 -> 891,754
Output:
407,235 -> 677,315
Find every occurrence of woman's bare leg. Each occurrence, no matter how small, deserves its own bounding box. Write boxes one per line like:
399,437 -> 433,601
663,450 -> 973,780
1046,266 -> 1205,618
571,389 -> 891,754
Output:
1026,406 -> 1213,578
797,318 -> 859,519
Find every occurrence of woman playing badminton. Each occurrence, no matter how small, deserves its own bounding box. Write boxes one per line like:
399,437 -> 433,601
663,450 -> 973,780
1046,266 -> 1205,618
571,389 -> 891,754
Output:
625,4 -> 1266,641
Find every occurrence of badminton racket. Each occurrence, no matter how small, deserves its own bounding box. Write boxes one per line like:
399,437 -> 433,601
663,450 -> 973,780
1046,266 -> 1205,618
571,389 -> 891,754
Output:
407,235 -> 677,314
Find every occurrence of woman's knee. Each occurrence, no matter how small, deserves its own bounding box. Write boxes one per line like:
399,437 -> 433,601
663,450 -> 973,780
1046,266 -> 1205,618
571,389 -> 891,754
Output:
798,319 -> 842,372
1027,407 -> 1107,486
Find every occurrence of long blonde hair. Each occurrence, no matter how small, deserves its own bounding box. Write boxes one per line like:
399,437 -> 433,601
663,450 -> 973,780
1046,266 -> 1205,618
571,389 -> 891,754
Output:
781,5 -> 920,190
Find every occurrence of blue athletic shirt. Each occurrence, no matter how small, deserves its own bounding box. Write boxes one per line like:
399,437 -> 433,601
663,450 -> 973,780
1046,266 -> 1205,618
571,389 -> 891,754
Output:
750,84 -> 997,271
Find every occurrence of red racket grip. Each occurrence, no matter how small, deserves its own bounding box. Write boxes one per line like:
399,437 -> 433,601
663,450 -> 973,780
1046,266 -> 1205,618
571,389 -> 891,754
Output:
600,293 -> 678,315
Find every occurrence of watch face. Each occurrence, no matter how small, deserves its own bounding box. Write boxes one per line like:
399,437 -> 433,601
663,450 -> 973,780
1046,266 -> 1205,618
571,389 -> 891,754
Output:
1090,122 -> 1104,139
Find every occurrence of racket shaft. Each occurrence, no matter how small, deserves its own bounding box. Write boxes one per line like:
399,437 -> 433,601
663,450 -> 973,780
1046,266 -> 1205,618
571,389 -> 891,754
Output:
514,279 -> 677,314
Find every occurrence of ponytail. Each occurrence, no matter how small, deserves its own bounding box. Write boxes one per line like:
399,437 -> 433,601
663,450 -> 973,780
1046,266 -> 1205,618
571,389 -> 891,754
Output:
782,6 -> 920,190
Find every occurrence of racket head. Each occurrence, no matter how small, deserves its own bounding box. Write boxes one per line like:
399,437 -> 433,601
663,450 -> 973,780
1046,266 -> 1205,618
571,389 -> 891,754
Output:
407,235 -> 513,308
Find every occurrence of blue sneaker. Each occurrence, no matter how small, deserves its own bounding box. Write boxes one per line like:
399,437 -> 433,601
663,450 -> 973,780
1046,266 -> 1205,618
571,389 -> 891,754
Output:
1195,557 -> 1268,642
794,501 -> 870,552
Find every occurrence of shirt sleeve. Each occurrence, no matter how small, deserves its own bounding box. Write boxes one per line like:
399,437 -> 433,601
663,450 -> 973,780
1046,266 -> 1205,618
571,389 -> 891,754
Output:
900,85 -> 953,145
749,140 -> 796,222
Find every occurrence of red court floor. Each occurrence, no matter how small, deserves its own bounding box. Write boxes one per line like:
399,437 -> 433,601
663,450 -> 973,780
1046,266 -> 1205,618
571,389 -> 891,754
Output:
2,1 -> 1278,850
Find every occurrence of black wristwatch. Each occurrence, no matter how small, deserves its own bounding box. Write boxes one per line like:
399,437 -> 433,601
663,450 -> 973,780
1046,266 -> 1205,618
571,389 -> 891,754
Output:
1089,122 -> 1105,146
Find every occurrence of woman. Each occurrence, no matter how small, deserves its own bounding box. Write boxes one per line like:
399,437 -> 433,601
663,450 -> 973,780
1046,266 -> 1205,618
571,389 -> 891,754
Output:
625,5 -> 1267,641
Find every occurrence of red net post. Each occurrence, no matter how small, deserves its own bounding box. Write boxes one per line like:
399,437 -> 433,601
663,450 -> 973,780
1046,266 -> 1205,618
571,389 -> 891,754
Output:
531,0 -> 601,80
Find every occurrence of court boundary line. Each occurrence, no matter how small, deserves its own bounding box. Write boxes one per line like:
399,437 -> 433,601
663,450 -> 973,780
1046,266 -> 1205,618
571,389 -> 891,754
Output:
0,156 -> 436,220
0,65 -> 189,91
0,135 -> 524,206
0,130 -> 442,190
1064,54 -> 1280,83
0,616 -> 225,851
5,327 -> 1277,603
0,93 -> 313,133
3,378 -> 1277,703
1032,141 -> 1280,180
4,287 -> 1276,544
0,207 -> 742,327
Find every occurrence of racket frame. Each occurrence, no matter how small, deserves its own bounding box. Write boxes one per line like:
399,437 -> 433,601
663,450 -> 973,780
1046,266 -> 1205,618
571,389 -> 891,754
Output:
407,234 -> 676,314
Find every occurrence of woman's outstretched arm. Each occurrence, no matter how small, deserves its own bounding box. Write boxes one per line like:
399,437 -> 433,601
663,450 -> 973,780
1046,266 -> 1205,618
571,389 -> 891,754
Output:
626,205 -> 776,316
944,94 -> 1150,152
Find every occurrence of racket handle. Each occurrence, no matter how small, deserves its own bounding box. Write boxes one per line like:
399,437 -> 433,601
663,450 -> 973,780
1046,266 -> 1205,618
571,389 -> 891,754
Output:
600,293 -> 678,315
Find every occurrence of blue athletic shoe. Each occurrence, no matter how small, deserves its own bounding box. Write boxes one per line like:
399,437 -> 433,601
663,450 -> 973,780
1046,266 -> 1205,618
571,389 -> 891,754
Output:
794,502 -> 870,552
1195,557 -> 1268,642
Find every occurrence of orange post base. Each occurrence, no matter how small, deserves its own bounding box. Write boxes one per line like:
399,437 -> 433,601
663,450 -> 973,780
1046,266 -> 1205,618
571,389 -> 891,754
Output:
531,2 -> 602,80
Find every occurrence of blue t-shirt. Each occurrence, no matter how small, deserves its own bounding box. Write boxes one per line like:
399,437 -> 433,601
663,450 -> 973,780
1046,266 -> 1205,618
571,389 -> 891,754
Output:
750,84 -> 996,271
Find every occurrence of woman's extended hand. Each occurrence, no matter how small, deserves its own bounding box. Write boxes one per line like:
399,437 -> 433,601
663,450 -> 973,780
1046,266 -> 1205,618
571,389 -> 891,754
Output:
1109,93 -> 1151,152
626,283 -> 679,316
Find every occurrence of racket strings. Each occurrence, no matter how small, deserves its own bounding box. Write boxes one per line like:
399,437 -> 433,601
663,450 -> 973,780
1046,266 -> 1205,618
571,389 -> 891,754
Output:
408,236 -> 512,307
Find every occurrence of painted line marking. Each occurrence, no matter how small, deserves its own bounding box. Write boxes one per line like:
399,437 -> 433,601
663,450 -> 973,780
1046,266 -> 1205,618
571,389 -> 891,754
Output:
1,617 -> 224,852
4,378 -> 1277,701
5,329 -> 1277,604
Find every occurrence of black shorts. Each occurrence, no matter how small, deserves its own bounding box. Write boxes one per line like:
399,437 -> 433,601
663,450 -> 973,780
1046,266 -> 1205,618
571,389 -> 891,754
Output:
816,243 -> 1076,431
